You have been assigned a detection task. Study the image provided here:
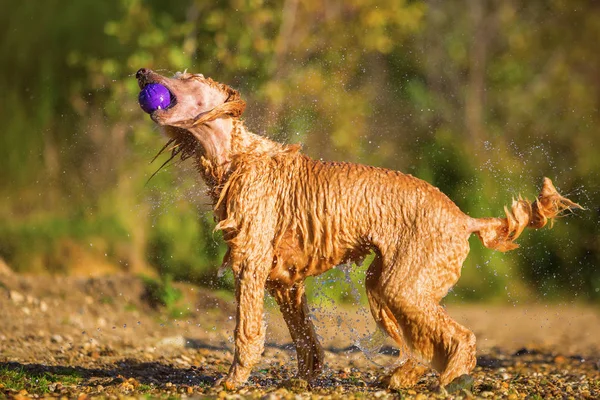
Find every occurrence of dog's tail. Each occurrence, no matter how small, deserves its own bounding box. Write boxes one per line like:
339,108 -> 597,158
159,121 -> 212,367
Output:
469,177 -> 581,252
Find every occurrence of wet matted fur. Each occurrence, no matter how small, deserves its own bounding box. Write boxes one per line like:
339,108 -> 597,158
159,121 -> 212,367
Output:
135,68 -> 581,390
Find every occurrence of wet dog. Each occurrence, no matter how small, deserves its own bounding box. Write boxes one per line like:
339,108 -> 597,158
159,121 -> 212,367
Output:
136,68 -> 580,390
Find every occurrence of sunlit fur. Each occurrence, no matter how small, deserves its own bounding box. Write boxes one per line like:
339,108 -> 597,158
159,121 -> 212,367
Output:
136,69 -> 581,390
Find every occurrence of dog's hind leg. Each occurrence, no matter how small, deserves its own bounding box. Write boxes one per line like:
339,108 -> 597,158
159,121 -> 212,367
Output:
365,253 -> 428,389
378,241 -> 476,388
269,282 -> 324,382
384,294 -> 477,386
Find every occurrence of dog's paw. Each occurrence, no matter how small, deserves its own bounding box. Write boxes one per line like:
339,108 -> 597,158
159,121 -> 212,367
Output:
381,360 -> 428,391
381,372 -> 417,391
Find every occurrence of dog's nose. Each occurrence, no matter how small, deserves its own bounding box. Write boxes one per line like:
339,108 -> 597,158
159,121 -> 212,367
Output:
136,68 -> 149,79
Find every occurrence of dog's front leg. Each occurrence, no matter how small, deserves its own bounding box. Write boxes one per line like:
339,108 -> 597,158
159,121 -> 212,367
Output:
220,252 -> 271,390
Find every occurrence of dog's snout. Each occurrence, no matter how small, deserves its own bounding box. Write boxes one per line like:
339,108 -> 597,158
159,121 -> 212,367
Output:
136,68 -> 148,79
136,68 -> 154,89
136,68 -> 149,80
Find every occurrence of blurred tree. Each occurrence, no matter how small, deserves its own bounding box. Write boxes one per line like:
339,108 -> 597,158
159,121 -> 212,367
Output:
0,0 -> 598,301
389,0 -> 600,300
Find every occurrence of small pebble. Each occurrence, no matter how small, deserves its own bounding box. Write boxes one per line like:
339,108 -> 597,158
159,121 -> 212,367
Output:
51,334 -> 64,343
10,290 -> 24,303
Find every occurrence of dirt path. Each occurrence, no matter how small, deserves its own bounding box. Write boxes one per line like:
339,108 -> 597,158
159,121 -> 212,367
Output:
1,272 -> 599,399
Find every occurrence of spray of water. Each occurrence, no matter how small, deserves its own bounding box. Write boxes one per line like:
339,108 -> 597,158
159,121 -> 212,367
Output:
305,260 -> 404,368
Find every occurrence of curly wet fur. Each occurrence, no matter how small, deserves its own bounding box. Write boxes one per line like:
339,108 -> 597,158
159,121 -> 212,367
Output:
136,69 -> 581,390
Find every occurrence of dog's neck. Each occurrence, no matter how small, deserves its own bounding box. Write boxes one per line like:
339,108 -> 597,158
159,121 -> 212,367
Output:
190,118 -> 282,194
188,118 -> 235,167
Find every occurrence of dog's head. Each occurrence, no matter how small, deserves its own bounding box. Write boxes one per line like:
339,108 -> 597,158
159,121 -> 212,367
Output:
136,69 -> 247,172
136,68 -> 245,129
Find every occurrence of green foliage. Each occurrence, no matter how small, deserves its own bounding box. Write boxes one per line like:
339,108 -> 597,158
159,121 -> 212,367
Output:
1,0 -> 599,303
147,207 -> 226,285
141,274 -> 190,318
0,212 -> 130,274
141,274 -> 181,308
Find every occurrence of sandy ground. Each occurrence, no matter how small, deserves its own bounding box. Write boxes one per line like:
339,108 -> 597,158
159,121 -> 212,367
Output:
0,271 -> 599,398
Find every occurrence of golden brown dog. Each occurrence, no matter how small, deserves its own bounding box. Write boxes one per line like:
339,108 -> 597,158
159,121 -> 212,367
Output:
136,68 -> 580,390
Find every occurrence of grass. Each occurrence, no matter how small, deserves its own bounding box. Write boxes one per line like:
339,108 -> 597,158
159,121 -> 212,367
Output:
0,365 -> 83,395
137,383 -> 154,392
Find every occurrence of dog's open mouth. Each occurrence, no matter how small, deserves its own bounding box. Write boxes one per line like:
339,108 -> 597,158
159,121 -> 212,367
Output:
136,69 -> 178,115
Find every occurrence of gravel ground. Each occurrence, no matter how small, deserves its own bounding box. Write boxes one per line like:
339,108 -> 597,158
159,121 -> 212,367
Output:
0,270 -> 599,399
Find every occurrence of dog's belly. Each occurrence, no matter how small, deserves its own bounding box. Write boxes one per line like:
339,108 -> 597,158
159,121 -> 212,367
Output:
268,229 -> 369,287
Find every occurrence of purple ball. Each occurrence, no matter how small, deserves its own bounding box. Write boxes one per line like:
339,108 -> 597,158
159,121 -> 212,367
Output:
138,83 -> 172,114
